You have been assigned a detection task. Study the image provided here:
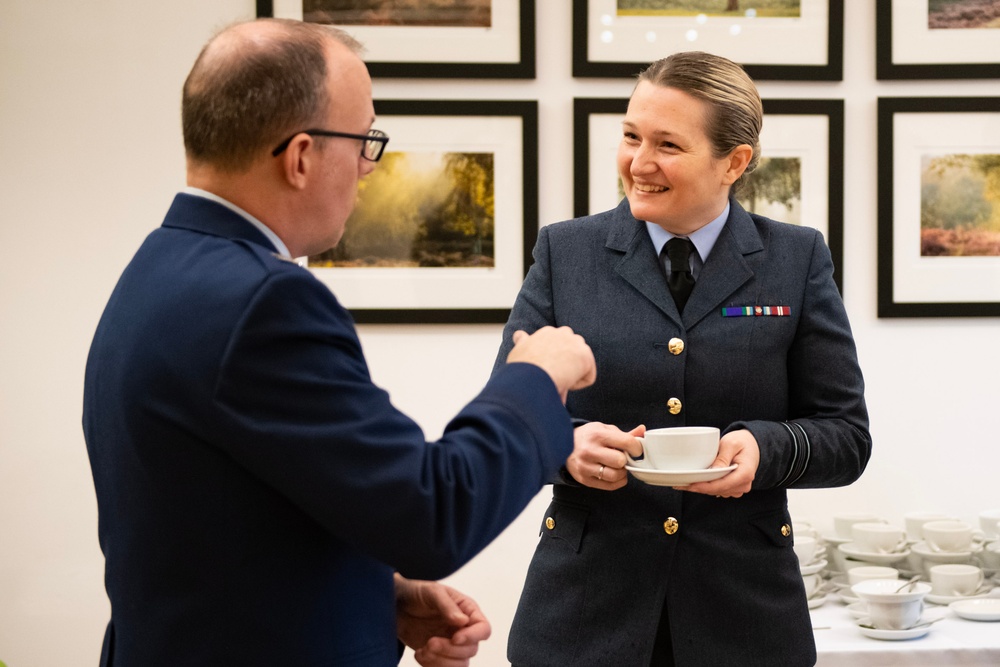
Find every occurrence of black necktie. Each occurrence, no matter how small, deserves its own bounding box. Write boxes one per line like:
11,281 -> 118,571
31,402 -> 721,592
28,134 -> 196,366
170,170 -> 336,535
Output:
662,237 -> 696,312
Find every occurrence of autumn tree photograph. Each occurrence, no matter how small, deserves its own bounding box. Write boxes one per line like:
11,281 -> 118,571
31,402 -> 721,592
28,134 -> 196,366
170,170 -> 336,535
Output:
920,153 -> 1000,256
927,0 -> 1000,29
615,0 -> 801,18
303,0 -> 492,27
309,151 -> 496,268
737,156 -> 802,225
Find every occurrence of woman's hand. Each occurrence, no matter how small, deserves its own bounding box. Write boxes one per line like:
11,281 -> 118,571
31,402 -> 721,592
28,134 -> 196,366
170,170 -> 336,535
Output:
566,422 -> 645,490
675,428 -> 759,498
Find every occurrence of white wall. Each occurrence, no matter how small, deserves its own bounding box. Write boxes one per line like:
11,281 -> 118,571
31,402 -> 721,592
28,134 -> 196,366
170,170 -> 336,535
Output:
1,1 -> 998,665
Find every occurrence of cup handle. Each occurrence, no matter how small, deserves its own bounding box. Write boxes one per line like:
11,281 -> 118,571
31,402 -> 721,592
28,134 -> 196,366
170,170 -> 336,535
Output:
878,539 -> 909,554
972,529 -> 986,544
626,437 -> 649,468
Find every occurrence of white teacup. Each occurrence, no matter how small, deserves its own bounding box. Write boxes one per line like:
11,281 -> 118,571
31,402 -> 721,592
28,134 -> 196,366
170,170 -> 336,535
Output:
904,511 -> 955,542
922,520 -> 982,553
929,563 -> 984,597
867,598 -> 925,631
979,509 -> 1000,540
852,579 -> 931,631
851,522 -> 905,554
793,536 -> 823,565
802,573 -> 822,597
628,426 -> 719,471
979,541 -> 1000,570
792,520 -> 820,539
833,513 -> 885,540
847,565 -> 899,586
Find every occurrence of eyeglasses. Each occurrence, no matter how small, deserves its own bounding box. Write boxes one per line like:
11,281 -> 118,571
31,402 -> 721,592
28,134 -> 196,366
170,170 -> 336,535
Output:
271,128 -> 389,161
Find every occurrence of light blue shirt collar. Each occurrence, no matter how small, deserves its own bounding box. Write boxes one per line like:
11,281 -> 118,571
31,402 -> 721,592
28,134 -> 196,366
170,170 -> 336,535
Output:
183,186 -> 292,258
644,202 -> 730,279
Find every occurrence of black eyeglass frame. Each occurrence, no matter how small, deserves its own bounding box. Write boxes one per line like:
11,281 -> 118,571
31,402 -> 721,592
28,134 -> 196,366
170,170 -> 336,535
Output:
271,128 -> 389,160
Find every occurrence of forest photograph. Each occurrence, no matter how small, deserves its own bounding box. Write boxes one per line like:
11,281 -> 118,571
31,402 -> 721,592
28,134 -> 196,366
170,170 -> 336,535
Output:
920,153 -> 1000,256
736,156 -> 801,225
303,0 -> 491,27
309,151 -> 496,268
615,0 -> 801,18
927,0 -> 1000,29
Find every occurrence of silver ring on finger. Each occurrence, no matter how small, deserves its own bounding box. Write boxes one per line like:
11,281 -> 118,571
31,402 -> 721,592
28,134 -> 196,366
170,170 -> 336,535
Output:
598,464 -> 606,481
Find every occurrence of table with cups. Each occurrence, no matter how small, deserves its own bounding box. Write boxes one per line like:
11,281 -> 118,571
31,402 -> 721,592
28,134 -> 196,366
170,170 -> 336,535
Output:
795,509 -> 1000,666
620,428 -> 1000,663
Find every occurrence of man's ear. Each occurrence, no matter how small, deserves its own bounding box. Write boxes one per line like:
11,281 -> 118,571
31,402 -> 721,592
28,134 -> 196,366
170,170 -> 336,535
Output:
278,135 -> 315,190
721,144 -> 753,186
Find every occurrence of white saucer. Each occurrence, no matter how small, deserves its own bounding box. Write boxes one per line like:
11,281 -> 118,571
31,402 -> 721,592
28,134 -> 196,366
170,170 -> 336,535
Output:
911,541 -> 982,563
800,558 -> 828,576
949,598 -> 1000,621
626,463 -> 737,487
838,543 -> 911,565
925,590 -> 993,606
807,593 -> 828,609
827,573 -> 850,590
838,591 -> 861,604
823,533 -> 852,545
856,620 -> 931,641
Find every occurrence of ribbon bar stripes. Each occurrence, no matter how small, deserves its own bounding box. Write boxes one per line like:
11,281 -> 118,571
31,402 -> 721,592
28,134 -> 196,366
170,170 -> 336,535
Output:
722,306 -> 791,317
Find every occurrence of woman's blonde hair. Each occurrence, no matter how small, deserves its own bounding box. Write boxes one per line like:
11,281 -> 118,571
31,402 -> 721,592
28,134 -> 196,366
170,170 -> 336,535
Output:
636,51 -> 762,194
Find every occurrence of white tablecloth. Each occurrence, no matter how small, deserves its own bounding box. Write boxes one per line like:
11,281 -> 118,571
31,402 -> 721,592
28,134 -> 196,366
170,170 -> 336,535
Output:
811,597 -> 1000,666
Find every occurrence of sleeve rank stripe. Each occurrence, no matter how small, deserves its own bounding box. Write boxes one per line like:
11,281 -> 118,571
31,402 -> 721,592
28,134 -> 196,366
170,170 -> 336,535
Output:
788,421 -> 812,487
776,422 -> 800,488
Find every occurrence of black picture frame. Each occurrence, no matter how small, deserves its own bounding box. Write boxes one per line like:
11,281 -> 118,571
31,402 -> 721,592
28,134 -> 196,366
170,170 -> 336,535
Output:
307,99 -> 538,324
574,97 -> 845,292
572,0 -> 843,81
257,0 -> 535,79
875,0 -> 1000,80
877,97 -> 1000,318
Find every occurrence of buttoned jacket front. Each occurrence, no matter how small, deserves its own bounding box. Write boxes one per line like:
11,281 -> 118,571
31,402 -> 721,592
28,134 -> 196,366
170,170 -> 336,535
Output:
495,197 -> 871,666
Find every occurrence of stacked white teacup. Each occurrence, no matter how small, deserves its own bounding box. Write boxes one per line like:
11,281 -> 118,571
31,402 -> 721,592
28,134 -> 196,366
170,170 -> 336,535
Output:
976,509 -> 1000,577
928,563 -> 987,599
825,513 -> 886,572
915,519 -> 986,579
842,565 -> 900,613
792,533 -> 828,605
852,578 -> 933,632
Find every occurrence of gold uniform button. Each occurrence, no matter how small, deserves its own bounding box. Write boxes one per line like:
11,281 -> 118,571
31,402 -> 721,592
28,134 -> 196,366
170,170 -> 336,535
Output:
545,517 -> 555,530
663,517 -> 679,535
668,338 -> 685,355
667,397 -> 682,414
781,523 -> 792,537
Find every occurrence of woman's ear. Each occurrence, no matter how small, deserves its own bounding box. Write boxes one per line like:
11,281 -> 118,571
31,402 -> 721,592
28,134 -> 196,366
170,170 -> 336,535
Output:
721,144 -> 753,186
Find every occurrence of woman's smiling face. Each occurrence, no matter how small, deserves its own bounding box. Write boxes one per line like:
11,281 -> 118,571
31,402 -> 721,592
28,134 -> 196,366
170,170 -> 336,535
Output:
616,81 -> 743,235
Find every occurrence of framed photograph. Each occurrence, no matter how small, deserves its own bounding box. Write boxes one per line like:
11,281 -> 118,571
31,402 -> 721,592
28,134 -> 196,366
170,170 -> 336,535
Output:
572,0 -> 843,80
304,100 -> 537,324
574,97 -> 845,291
877,97 -> 1000,318
876,0 -> 1000,80
257,0 -> 535,78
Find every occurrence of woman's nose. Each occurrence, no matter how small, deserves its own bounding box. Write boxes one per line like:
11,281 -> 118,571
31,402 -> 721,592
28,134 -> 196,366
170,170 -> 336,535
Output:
630,143 -> 656,174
